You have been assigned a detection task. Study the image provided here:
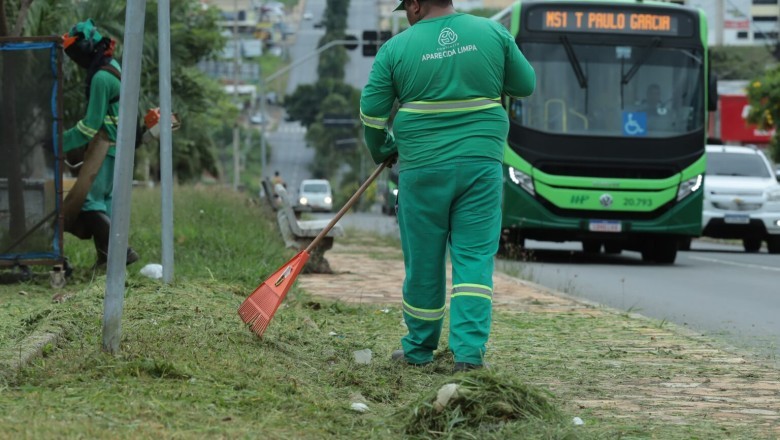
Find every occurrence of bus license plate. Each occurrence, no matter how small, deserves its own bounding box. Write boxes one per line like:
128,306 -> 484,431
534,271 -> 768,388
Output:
724,214 -> 750,224
589,220 -> 622,233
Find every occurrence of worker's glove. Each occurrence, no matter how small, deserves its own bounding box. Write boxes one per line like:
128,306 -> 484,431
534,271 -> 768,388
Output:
384,154 -> 398,168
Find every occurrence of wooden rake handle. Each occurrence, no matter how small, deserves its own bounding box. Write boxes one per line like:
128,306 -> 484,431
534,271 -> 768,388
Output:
304,158 -> 392,253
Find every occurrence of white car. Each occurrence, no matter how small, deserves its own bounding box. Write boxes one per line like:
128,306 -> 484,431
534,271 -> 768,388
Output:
298,179 -> 333,212
250,113 -> 267,125
303,11 -> 313,20
702,145 -> 780,253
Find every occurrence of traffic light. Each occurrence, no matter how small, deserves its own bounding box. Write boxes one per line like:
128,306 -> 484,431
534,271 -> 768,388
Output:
362,30 -> 393,57
362,30 -> 378,57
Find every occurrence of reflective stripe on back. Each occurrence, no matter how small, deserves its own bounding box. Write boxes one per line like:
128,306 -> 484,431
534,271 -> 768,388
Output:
399,98 -> 501,114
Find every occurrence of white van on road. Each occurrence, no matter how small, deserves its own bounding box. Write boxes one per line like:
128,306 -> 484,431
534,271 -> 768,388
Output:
298,179 -> 333,212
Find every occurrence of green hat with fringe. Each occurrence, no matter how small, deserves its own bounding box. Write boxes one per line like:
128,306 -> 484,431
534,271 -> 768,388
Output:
67,19 -> 103,44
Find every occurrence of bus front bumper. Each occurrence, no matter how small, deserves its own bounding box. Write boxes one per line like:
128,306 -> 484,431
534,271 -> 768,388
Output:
502,184 -> 703,241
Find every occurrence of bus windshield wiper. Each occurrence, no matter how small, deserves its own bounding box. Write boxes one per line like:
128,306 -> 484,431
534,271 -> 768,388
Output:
560,36 -> 587,89
621,38 -> 661,85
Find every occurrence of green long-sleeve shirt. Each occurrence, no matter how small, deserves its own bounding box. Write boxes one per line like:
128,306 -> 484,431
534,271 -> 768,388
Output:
63,59 -> 121,157
360,13 -> 535,171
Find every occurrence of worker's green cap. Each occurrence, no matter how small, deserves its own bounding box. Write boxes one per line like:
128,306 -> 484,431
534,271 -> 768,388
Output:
393,0 -> 406,11
66,19 -> 103,44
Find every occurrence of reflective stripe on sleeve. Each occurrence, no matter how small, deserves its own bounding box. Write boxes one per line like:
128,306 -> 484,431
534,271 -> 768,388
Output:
76,120 -> 98,137
104,115 -> 118,125
402,300 -> 446,321
399,97 -> 502,114
451,283 -> 493,301
360,110 -> 388,130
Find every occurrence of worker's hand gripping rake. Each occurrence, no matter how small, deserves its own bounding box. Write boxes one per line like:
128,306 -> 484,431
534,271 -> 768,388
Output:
238,159 -> 391,337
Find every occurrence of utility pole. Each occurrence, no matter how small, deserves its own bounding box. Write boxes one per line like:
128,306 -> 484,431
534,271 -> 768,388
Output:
259,71 -> 267,177
158,0 -> 174,283
103,0 -> 146,354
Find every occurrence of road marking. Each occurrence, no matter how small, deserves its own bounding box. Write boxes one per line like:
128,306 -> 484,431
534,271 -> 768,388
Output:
687,255 -> 780,272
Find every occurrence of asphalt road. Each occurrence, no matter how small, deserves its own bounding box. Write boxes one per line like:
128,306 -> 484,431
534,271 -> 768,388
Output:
495,239 -> 780,363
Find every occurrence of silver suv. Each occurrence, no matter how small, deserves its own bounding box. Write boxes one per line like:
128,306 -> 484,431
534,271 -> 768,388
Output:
702,145 -> 780,253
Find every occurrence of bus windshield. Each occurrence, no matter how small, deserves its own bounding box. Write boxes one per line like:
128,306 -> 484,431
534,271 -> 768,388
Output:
509,42 -> 704,138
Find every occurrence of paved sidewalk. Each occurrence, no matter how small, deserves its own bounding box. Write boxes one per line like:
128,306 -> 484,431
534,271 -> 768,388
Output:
298,237 -> 780,435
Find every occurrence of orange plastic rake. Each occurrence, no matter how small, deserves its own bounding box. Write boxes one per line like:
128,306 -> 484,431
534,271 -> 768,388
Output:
238,160 -> 390,338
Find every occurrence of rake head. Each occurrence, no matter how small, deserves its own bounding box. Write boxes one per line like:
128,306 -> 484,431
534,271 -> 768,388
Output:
238,250 -> 310,338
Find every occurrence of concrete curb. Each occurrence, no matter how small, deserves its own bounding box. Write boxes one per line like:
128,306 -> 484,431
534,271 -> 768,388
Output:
0,329 -> 63,383
0,291 -> 76,384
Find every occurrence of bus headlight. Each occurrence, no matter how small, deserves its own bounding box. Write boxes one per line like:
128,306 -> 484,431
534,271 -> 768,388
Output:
677,174 -> 702,201
509,167 -> 535,195
299,197 -> 308,205
324,196 -> 332,204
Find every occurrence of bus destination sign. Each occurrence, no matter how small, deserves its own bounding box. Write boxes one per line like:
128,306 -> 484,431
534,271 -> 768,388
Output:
528,8 -> 693,37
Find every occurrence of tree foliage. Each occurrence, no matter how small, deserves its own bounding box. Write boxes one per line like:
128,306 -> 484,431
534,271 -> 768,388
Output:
745,70 -> 780,162
710,46 -> 777,81
10,0 -> 232,182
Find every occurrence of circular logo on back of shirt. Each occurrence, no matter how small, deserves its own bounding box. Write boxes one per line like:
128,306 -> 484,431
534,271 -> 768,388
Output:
438,28 -> 458,46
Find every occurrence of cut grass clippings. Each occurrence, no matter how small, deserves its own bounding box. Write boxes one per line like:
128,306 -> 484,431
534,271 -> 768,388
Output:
400,371 -> 573,439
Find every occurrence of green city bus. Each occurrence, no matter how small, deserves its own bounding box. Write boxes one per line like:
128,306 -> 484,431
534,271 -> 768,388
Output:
494,0 -> 715,264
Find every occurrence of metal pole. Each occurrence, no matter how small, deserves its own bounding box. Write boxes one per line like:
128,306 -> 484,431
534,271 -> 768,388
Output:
716,0 -> 724,46
259,77 -> 267,176
103,0 -> 146,354
233,0 -> 240,191
158,0 -> 174,283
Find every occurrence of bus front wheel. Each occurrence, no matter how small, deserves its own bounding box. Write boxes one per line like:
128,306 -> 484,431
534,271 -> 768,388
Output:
641,239 -> 678,264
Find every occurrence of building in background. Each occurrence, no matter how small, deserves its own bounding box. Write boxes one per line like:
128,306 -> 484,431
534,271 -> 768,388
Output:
687,0 -> 779,46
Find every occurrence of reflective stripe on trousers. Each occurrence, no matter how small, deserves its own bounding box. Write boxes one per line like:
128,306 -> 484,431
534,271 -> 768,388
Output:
403,300 -> 446,321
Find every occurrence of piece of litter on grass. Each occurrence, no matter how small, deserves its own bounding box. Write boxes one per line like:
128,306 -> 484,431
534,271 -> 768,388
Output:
381,308 -> 390,313
140,263 -> 163,279
329,331 -> 338,336
353,349 -> 372,365
573,417 -> 585,426
350,402 -> 369,413
433,383 -> 460,412
349,392 -> 367,403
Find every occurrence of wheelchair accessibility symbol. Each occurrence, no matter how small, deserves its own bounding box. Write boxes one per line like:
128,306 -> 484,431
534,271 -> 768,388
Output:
622,112 -> 647,136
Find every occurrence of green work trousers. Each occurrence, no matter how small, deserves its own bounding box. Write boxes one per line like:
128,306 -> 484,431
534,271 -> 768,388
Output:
82,155 -> 114,215
397,158 -> 502,365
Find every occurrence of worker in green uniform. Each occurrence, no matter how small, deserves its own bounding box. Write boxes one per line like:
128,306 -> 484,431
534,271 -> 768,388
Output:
62,19 -> 139,268
360,0 -> 535,372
